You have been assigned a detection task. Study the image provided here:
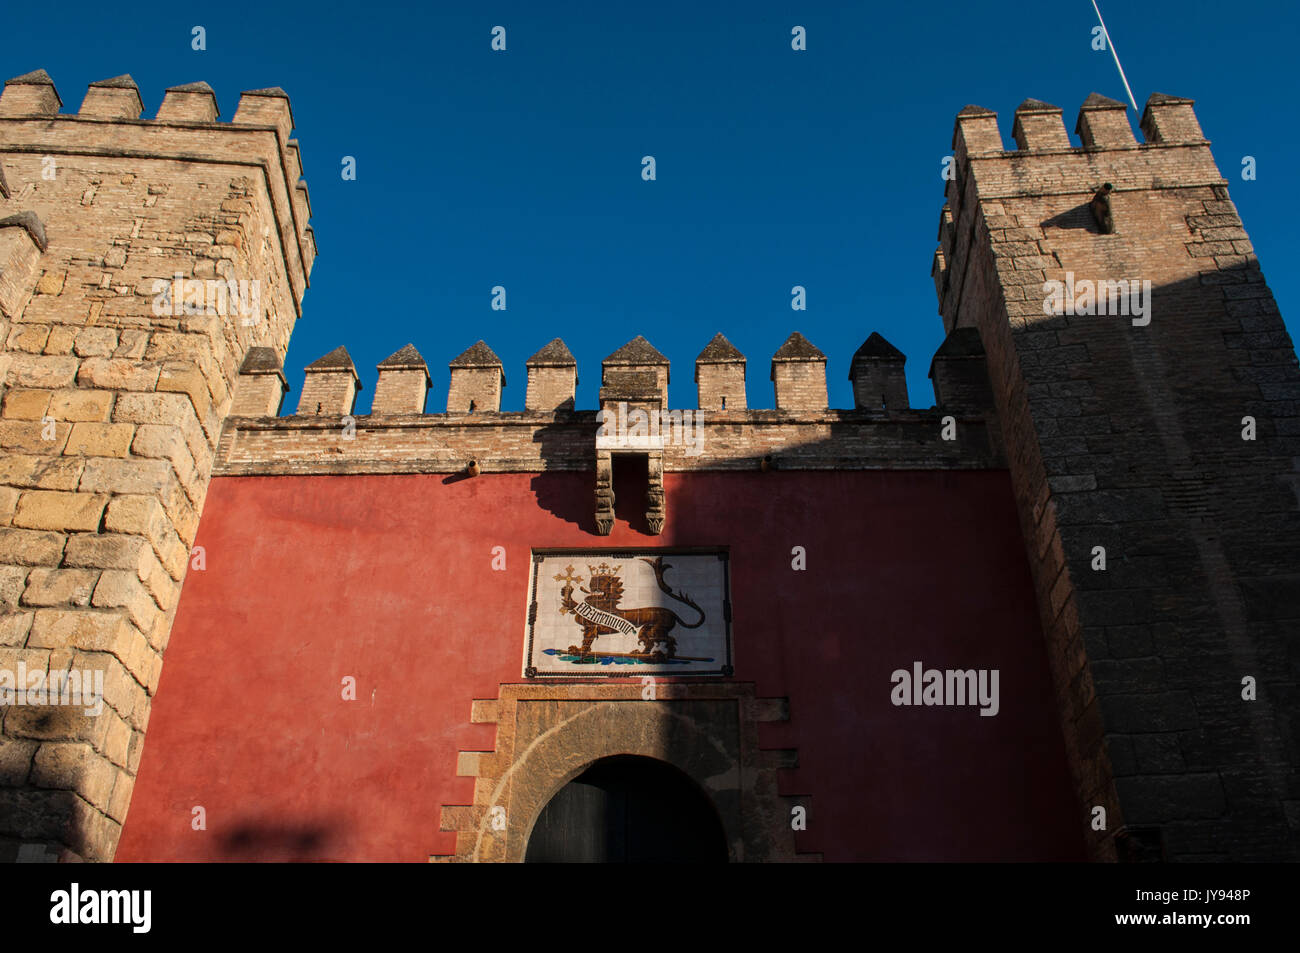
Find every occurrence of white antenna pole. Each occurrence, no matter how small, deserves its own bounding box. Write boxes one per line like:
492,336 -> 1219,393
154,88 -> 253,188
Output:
1091,0 -> 1140,112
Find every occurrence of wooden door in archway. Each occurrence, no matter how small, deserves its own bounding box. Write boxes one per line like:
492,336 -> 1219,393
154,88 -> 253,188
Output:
523,755 -> 727,863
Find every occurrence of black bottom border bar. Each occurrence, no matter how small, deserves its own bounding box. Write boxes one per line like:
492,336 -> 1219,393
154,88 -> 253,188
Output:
7,861 -> 1286,940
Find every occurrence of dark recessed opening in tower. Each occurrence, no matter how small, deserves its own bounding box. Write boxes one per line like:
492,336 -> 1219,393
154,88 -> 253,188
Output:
524,755 -> 727,863
611,452 -> 650,533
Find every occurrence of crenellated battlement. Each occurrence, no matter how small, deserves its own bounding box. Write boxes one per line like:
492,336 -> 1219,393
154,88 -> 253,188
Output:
215,331 -> 1003,477
950,91 -> 1208,160
0,70 -> 316,320
933,92 -> 1229,335
243,330 -> 994,419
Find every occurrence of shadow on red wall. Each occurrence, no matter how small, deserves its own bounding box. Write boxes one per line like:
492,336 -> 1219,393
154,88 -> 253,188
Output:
115,469 -> 1086,862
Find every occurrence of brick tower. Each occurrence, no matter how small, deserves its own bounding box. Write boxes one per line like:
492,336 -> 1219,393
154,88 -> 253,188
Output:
0,70 -> 313,860
936,93 -> 1299,860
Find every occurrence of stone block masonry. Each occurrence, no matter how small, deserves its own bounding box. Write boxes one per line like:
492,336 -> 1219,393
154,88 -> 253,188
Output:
0,69 -> 314,861
940,94 -> 1300,860
217,329 -> 1003,476
215,409 -> 1002,476
8,74 -> 1291,864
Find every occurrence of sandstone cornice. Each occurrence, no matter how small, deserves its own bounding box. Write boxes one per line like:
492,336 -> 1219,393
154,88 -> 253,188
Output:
0,119 -> 310,310
213,409 -> 1002,476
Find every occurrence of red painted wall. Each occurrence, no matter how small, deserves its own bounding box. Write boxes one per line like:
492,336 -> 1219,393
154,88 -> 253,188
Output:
115,469 -> 1086,862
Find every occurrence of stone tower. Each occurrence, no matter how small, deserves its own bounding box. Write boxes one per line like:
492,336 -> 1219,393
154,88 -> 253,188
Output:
0,70 -> 313,861
937,93 -> 1300,860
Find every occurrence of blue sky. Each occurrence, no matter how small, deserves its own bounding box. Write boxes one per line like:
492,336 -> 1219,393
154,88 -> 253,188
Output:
7,1 -> 1298,411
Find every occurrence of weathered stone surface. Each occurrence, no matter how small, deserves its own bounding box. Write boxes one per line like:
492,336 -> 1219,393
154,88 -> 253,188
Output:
0,71 -> 312,862
5,354 -> 78,388
0,740 -> 38,787
12,491 -> 108,532
0,528 -> 66,566
102,496 -> 188,580
21,569 -> 99,607
48,390 -> 114,423
940,93 -> 1300,861
27,608 -> 130,651
2,389 -> 52,420
64,422 -> 133,458
0,420 -> 71,453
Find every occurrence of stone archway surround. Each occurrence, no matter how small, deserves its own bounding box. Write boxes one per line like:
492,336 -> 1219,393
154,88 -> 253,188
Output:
431,682 -> 817,862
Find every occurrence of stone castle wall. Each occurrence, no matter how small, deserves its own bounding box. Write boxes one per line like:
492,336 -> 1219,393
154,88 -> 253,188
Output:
0,70 -> 314,861
2,71 -> 1296,863
940,93 -> 1300,860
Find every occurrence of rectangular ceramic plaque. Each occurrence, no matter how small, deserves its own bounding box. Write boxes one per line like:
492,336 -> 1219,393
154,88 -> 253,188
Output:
525,549 -> 732,677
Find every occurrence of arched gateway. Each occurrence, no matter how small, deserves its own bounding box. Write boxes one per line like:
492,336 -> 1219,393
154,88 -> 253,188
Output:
524,755 -> 727,863
431,682 -> 810,862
